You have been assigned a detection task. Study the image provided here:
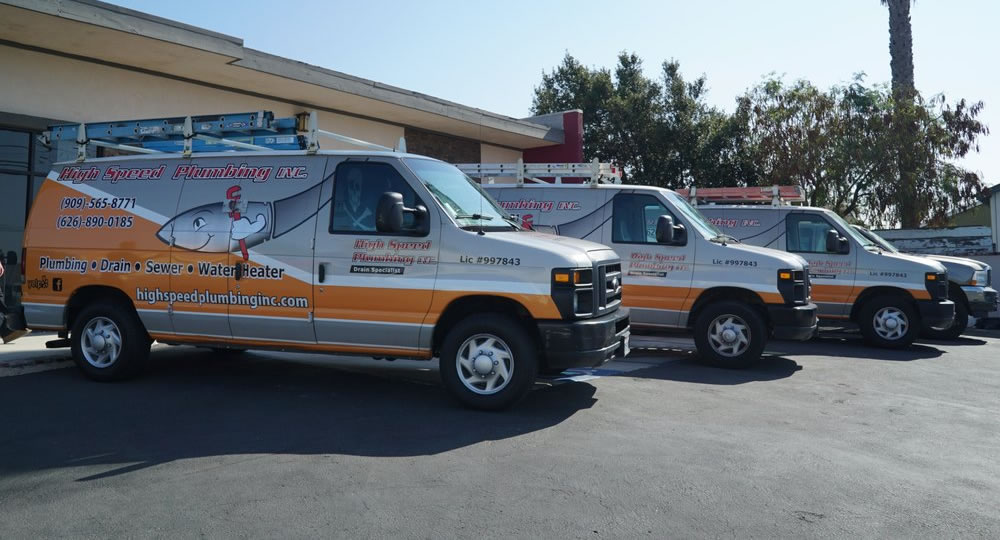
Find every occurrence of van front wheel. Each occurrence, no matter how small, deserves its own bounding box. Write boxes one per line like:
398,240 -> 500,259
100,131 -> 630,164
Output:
439,314 -> 537,410
859,295 -> 918,348
70,302 -> 151,381
693,301 -> 767,369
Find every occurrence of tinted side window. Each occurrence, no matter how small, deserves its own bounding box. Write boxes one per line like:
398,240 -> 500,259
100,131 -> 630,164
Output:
786,214 -> 834,253
612,194 -> 673,244
330,162 -> 423,234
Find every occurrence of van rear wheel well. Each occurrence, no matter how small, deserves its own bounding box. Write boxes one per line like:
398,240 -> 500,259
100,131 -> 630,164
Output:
688,287 -> 768,329
65,286 -> 142,333
432,296 -> 539,356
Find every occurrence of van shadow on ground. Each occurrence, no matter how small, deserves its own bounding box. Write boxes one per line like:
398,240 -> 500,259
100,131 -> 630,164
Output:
778,332 -> 945,361
615,351 -> 803,385
0,348 -> 596,481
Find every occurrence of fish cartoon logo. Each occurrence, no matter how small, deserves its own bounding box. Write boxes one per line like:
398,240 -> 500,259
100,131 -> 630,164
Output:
156,178 -> 328,259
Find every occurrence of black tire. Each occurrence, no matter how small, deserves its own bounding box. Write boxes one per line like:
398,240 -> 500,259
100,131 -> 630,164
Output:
858,295 -> 918,348
921,293 -> 969,340
692,301 -> 767,369
439,314 -> 538,410
70,301 -> 151,381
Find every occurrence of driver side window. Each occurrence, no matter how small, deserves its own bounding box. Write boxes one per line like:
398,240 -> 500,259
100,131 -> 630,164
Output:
612,194 -> 674,244
786,214 -> 835,253
330,162 -> 422,234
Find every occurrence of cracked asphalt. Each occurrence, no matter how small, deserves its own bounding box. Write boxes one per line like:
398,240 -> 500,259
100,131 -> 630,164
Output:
1,331 -> 998,538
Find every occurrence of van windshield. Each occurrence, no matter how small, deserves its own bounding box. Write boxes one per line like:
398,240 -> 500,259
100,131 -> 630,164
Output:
824,211 -> 875,247
403,158 -> 516,230
663,191 -> 723,237
853,226 -> 900,253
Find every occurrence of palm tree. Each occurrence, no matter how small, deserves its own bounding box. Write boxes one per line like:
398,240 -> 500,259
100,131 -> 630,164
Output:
881,0 -> 919,227
882,0 -> 915,102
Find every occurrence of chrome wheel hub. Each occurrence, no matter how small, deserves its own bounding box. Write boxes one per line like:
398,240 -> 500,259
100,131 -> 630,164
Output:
708,315 -> 750,357
81,316 -> 123,368
456,334 -> 513,395
873,307 -> 908,340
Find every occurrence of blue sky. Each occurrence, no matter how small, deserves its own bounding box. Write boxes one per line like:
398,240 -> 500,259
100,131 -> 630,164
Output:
112,0 -> 998,187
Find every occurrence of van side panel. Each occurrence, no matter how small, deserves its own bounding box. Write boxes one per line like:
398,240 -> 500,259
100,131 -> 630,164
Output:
22,163 -> 184,333
224,155 -> 324,343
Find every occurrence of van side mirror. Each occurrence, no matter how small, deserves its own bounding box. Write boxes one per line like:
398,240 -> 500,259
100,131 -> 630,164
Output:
376,192 -> 428,234
376,192 -> 405,233
656,215 -> 674,244
826,229 -> 849,254
655,215 -> 686,245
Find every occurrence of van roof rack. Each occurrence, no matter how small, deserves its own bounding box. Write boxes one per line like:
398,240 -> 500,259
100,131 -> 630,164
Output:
41,110 -> 406,162
676,185 -> 805,206
455,158 -> 621,187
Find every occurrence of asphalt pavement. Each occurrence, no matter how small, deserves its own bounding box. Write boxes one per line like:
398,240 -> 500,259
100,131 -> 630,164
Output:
1,331 -> 998,538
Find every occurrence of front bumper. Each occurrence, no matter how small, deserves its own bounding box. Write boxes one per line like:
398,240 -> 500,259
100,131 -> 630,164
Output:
767,302 -> 819,340
918,299 -> 956,330
961,285 -> 998,317
537,308 -> 630,370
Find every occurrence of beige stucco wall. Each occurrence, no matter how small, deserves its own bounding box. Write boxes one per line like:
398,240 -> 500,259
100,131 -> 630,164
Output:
0,44 -> 404,150
480,143 -> 522,163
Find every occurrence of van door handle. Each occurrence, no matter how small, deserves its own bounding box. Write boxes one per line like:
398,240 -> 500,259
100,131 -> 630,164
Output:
318,263 -> 326,283
234,262 -> 243,281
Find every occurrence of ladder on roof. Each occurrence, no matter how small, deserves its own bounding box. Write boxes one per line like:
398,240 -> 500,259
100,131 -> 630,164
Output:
455,158 -> 621,187
676,185 -> 805,206
41,110 -> 406,162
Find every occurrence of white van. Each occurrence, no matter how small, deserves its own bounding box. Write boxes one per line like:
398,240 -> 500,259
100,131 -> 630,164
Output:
4,112 -> 631,410
481,179 -> 818,368
695,203 -> 954,348
852,225 -> 996,338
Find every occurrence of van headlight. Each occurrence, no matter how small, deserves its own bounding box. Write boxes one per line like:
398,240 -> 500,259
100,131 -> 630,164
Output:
970,269 -> 989,286
552,268 -> 594,319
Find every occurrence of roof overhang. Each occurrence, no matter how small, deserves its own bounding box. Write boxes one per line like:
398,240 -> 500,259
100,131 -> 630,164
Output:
0,0 -> 563,149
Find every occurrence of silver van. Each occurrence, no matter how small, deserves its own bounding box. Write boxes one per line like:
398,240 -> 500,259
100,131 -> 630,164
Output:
697,205 -> 954,348
482,181 -> 818,369
852,225 -> 996,338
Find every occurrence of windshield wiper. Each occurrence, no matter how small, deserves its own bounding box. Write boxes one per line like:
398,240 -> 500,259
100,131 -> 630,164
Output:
500,215 -> 522,230
710,234 -> 740,245
455,214 -> 494,221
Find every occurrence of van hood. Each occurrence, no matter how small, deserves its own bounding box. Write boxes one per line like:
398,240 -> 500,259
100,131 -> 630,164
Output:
720,242 -> 809,269
924,254 -> 986,271
879,251 -> 948,273
923,254 -> 986,284
485,231 -> 618,265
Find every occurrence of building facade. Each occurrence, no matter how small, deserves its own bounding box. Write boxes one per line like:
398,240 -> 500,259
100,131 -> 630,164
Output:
0,0 -> 581,268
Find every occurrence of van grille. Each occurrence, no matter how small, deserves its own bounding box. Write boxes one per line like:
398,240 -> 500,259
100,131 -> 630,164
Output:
602,263 -> 622,310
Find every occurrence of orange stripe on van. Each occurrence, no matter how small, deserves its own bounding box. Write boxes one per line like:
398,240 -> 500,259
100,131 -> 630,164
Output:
810,284 -> 858,304
428,290 -> 561,321
623,284 -> 785,312
316,287 -> 561,324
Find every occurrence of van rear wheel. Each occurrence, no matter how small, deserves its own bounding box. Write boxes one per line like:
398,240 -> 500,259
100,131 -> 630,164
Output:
693,301 -> 766,369
859,295 -> 918,348
439,314 -> 537,410
70,302 -> 151,381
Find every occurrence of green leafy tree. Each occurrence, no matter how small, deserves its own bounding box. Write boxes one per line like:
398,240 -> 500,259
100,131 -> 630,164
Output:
532,52 -> 742,188
740,76 -> 988,227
